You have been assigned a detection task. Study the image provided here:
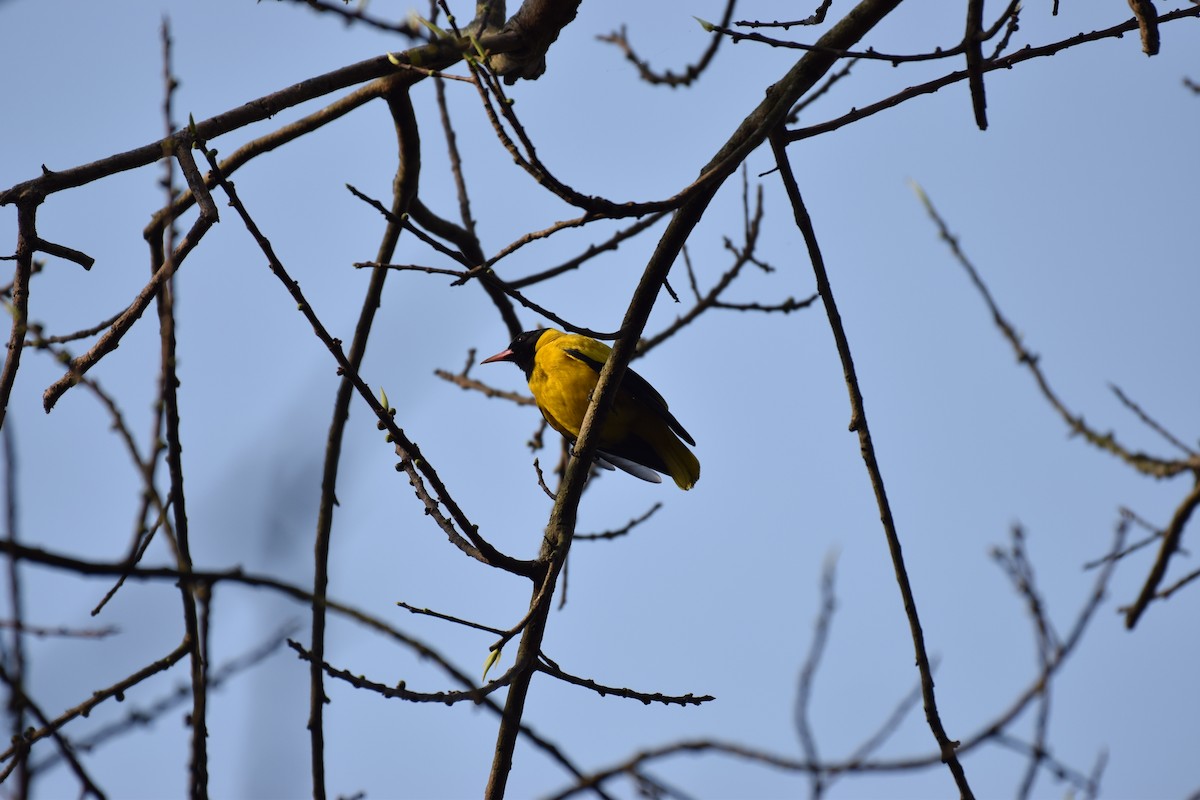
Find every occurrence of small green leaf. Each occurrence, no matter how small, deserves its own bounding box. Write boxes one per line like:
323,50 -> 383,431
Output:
694,16 -> 714,32
907,178 -> 931,209
469,33 -> 487,60
414,14 -> 451,40
187,114 -> 202,150
482,647 -> 503,682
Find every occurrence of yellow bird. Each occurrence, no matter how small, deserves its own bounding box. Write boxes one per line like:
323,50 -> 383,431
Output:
482,329 -> 700,490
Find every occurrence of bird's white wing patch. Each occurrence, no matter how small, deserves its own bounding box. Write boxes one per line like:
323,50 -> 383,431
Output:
596,451 -> 664,484
569,443 -> 664,484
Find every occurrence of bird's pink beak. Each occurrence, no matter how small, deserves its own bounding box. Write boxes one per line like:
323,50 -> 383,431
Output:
480,348 -> 514,365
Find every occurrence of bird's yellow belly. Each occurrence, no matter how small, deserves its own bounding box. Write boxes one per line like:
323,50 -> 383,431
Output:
530,362 -> 594,439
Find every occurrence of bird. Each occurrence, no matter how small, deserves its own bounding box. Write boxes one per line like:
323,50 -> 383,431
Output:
481,328 -> 700,490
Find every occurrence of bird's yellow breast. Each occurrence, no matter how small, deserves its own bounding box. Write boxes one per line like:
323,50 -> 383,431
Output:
528,333 -> 609,440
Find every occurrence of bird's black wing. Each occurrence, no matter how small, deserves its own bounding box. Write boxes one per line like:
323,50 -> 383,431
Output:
564,348 -> 696,446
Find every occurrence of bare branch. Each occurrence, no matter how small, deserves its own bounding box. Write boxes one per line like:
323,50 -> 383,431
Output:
794,554 -> 837,798
788,6 -> 1200,141
770,131 -> 972,797
41,143 -> 220,414
910,181 -> 1196,480
1123,476 -> 1200,627
597,0 -> 736,88
1109,383 -> 1196,457
575,503 -> 662,541
536,660 -> 714,707
964,0 -> 989,129
735,1 -> 834,28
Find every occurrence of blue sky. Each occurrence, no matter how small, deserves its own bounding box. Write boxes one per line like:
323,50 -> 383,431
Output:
2,1 -> 1198,798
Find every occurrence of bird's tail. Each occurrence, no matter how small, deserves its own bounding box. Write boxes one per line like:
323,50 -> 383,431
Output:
659,435 -> 700,491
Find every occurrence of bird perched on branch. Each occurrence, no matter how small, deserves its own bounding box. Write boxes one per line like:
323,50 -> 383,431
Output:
482,328 -> 700,490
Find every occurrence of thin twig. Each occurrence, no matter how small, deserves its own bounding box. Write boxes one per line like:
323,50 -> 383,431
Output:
548,521 -> 1128,800
396,602 -> 506,636
1109,383 -> 1196,457
434,367 -> 537,405
0,661 -> 106,798
713,0 -> 1019,63
735,1 -> 834,28
770,131 -> 972,798
0,639 -> 190,767
289,0 -> 425,37
2,421 -> 28,794
41,144 -> 220,413
1124,477 -> 1200,627
0,30 -> 524,205
536,661 -> 714,707
29,624 -> 298,776
575,504 -> 662,541
794,554 -> 837,798
306,81 -> 421,800
597,0 -> 737,88
156,31 -> 208,798
910,181 -> 1193,480
788,6 -> 1200,142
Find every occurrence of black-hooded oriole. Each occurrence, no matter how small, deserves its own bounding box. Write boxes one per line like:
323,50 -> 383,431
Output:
482,329 -> 700,490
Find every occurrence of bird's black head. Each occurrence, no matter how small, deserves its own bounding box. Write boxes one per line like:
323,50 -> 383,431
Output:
480,329 -> 546,379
